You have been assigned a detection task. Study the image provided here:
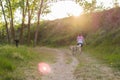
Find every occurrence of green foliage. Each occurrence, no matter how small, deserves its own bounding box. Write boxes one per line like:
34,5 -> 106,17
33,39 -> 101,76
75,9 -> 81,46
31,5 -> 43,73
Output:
83,0 -> 96,12
0,45 -> 32,79
0,45 -> 31,60
0,58 -> 15,71
76,0 -> 103,13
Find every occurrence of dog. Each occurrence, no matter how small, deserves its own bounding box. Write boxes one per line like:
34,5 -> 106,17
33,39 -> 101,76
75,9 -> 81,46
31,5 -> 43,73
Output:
69,45 -> 78,56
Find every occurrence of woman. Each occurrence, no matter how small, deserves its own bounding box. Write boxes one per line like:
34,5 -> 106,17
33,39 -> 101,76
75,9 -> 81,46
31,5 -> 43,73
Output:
76,34 -> 84,54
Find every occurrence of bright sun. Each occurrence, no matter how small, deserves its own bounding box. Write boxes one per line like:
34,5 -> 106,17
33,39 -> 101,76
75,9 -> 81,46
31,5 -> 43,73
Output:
42,1 -> 83,20
65,1 -> 83,17
71,6 -> 83,16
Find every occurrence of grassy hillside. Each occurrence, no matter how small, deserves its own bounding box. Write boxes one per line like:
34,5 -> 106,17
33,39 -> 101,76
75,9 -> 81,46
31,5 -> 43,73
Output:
85,26 -> 120,70
38,16 -> 93,46
84,8 -> 120,70
38,7 -> 120,46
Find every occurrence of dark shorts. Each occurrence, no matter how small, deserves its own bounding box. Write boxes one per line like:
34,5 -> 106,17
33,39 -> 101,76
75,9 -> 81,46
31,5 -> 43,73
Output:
77,43 -> 83,47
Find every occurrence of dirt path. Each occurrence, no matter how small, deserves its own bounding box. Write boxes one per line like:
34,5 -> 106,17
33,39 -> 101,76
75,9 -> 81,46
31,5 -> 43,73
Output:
18,47 -> 120,80
74,53 -> 120,80
41,48 -> 120,80
42,49 -> 78,80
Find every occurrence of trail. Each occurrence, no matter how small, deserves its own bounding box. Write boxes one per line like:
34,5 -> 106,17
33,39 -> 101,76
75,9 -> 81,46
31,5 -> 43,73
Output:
74,53 -> 120,80
17,47 -> 120,80
41,48 -> 120,80
41,49 -> 78,80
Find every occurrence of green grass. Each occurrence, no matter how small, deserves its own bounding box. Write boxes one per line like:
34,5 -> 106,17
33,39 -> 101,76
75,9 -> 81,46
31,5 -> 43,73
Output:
0,45 -> 57,80
84,26 -> 120,71
85,45 -> 120,71
0,45 -> 33,80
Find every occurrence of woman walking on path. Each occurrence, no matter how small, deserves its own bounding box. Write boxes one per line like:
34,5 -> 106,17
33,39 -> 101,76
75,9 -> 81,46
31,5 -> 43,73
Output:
77,34 -> 85,54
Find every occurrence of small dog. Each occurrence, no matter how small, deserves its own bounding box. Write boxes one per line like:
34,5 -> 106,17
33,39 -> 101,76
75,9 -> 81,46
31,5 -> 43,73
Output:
69,45 -> 78,55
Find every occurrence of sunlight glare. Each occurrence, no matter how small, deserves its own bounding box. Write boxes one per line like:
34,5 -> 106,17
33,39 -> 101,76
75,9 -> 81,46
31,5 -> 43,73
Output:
72,7 -> 83,16
38,62 -> 51,75
43,1 -> 83,20
43,66 -> 47,71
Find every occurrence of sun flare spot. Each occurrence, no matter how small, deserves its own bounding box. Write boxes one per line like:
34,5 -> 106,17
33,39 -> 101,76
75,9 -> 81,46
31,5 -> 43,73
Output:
38,62 -> 51,75
72,8 -> 83,16
43,66 -> 47,71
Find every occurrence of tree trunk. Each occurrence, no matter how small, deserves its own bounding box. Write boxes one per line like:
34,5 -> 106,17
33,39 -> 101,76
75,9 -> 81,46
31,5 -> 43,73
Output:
27,14 -> 31,45
20,0 -> 26,44
34,0 -> 44,46
20,10 -> 25,44
0,0 -> 10,43
8,0 -> 15,42
27,0 -> 31,45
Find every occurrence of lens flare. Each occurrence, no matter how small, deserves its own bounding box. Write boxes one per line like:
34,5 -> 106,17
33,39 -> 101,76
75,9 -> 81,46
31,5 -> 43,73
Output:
38,62 -> 51,75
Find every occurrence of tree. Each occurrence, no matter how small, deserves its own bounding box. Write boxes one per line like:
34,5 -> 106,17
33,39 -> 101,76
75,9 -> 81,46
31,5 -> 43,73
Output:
19,0 -> 27,44
7,0 -> 15,42
0,0 -> 10,43
76,0 -> 100,13
26,0 -> 31,45
27,0 -> 37,45
34,0 -> 44,46
0,0 -> 51,45
18,0 -> 50,45
113,0 -> 119,7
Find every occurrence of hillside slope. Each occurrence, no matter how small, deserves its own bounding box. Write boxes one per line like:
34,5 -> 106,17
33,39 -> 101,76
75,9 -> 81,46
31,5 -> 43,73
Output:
37,7 -> 120,70
38,7 -> 120,46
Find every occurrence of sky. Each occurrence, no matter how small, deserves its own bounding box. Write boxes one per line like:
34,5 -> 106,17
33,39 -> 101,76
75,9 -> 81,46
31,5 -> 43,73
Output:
41,0 -> 120,20
41,1 -> 83,20
12,0 -> 120,22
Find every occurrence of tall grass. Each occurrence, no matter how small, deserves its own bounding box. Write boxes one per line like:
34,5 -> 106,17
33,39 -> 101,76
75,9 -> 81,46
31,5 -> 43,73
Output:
85,44 -> 120,71
0,45 -> 57,80
85,26 -> 120,71
0,45 -> 32,79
